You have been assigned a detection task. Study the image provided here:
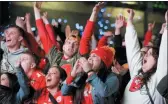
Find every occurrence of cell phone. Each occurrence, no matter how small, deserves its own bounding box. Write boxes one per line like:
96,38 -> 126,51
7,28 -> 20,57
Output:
20,17 -> 25,20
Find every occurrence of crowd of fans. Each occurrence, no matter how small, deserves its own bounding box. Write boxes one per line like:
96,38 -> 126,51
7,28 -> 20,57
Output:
0,2 -> 167,104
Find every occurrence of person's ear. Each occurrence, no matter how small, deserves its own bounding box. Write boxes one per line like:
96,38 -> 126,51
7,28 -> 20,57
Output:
18,36 -> 23,42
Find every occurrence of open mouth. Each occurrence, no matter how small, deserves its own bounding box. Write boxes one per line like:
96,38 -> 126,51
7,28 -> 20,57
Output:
6,39 -> 11,42
47,79 -> 51,82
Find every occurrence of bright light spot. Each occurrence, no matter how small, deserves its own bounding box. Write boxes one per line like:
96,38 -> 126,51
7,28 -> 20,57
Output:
79,26 -> 83,30
76,23 -> 79,29
100,31 -> 104,35
109,41 -> 114,45
100,24 -> 103,27
64,19 -> 68,23
101,8 -> 105,12
104,26 -> 108,30
105,20 -> 109,24
31,27 -> 36,31
107,13 -> 111,17
58,18 -> 62,23
98,21 -> 101,25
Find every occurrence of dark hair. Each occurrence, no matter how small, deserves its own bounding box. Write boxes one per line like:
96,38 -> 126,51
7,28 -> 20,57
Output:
138,46 -> 159,84
1,73 -> 20,92
73,61 -> 111,104
0,73 -> 20,104
52,25 -> 66,44
0,85 -> 12,104
52,65 -> 67,83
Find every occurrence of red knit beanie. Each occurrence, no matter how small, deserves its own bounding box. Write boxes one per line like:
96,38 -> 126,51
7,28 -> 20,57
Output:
91,46 -> 115,68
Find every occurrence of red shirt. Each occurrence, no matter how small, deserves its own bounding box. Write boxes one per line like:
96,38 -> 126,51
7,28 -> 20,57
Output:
30,69 -> 46,90
37,88 -> 73,104
82,83 -> 93,104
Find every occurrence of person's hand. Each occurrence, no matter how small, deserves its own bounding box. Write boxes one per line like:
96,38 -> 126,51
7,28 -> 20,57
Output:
65,25 -> 71,38
115,15 -> 125,29
25,13 -> 31,23
71,59 -> 83,77
92,2 -> 105,14
79,57 -> 92,73
159,23 -> 166,34
15,16 -> 26,30
34,2 -> 42,10
148,21 -> 155,31
104,31 -> 113,37
127,9 -> 135,22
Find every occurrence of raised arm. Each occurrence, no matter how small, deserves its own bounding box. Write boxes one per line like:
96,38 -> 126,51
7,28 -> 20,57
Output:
143,21 -> 155,46
97,31 -> 113,48
98,15 -> 125,48
125,9 -> 142,77
15,16 -> 45,58
15,16 -> 26,31
79,2 -> 105,55
42,12 -> 61,50
25,13 -> 34,36
156,11 -> 167,85
34,2 -> 54,54
154,23 -> 166,48
114,15 -> 125,47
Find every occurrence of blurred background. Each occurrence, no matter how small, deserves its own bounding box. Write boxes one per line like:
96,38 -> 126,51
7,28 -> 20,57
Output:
0,1 -> 167,39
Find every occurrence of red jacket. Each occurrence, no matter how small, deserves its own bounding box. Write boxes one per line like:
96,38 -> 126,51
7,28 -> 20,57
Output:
29,69 -> 46,90
97,36 -> 108,48
37,88 -> 73,104
36,19 -> 62,54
